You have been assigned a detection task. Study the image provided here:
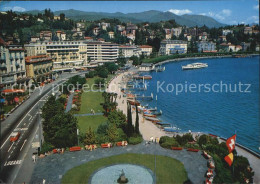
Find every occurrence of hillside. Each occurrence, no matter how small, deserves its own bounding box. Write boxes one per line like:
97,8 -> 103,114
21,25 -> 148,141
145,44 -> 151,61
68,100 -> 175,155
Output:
21,9 -> 226,28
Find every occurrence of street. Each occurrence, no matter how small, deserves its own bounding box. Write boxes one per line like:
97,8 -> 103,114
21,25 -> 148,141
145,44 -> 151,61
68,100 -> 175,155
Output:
0,71 -> 86,183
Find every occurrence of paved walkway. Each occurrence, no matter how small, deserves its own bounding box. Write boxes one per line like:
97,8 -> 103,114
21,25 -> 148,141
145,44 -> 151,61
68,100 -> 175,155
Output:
29,142 -> 207,184
65,93 -> 74,113
74,113 -> 103,117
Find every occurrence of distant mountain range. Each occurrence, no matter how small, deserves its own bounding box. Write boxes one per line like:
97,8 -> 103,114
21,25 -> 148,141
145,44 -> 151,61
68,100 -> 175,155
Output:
22,9 -> 226,28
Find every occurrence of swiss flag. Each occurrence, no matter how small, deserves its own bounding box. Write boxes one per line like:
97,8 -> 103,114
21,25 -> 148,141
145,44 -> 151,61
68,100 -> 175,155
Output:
226,134 -> 236,153
224,153 -> 234,166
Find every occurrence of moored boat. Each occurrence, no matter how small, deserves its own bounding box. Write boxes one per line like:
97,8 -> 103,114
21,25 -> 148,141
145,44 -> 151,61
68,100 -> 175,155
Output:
182,62 -> 208,70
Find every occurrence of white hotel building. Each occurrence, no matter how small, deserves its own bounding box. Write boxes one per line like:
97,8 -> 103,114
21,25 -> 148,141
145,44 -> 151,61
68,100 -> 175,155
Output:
25,41 -> 119,69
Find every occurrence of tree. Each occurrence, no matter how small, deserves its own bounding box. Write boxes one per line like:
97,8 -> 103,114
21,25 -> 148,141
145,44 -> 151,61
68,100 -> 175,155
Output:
84,127 -> 96,145
95,78 -> 105,88
60,13 -> 65,21
108,110 -> 126,128
126,102 -> 134,137
130,56 -> 139,66
135,104 -> 140,134
106,123 -> 119,142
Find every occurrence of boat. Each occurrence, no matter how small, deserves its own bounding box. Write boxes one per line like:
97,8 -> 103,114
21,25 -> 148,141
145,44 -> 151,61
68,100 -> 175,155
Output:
182,62 -> 208,70
164,127 -> 178,132
143,113 -> 157,118
152,110 -> 162,116
156,65 -> 166,72
156,122 -> 171,126
127,100 -> 140,106
144,116 -> 161,123
133,75 -> 152,80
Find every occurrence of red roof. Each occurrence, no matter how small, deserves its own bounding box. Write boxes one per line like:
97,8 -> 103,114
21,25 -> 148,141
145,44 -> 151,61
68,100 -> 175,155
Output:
25,55 -> 52,63
84,37 -> 93,40
0,37 -> 7,46
139,45 -> 152,48
2,89 -> 25,93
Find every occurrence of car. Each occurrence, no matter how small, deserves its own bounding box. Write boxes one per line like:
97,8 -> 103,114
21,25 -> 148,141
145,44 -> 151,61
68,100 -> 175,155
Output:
10,132 -> 21,142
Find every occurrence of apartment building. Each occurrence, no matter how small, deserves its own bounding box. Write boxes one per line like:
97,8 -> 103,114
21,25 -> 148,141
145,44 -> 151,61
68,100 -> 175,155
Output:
86,42 -> 119,64
119,45 -> 140,58
0,38 -> 27,88
197,41 -> 217,53
25,41 -> 87,69
25,55 -> 53,83
159,40 -> 187,55
138,45 -> 153,56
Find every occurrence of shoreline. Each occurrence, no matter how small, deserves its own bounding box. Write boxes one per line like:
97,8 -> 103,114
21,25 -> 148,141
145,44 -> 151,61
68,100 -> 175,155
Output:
107,62 -> 259,182
153,53 -> 260,66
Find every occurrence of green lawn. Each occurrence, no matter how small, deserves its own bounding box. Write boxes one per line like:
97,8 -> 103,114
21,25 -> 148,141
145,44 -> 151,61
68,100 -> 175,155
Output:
77,115 -> 107,133
3,104 -> 16,114
62,153 -> 188,184
78,75 -> 114,114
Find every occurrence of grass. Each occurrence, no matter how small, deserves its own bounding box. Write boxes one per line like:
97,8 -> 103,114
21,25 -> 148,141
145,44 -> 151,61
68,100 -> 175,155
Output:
62,153 -> 188,184
77,75 -> 114,114
77,115 -> 107,133
3,104 -> 16,114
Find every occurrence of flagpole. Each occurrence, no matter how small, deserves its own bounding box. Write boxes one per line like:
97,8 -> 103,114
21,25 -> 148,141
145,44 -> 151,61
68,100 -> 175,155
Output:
233,130 -> 237,175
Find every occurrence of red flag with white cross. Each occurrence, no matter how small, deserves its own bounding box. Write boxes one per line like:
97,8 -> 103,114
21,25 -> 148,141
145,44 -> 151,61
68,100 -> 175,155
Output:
226,134 -> 236,153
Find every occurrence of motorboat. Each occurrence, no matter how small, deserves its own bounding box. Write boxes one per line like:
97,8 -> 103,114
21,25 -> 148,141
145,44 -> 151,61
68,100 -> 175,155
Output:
182,62 -> 208,70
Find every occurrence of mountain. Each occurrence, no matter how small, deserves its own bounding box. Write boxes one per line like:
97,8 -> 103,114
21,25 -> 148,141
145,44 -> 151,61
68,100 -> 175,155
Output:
20,9 -> 226,28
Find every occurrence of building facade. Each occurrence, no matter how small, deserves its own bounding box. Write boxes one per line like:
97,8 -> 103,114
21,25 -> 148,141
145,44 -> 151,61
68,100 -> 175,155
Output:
197,41 -> 217,52
119,45 -> 140,58
0,39 -> 27,88
159,40 -> 187,55
25,41 -> 87,69
86,42 -> 119,64
25,55 -> 53,83
138,45 -> 153,56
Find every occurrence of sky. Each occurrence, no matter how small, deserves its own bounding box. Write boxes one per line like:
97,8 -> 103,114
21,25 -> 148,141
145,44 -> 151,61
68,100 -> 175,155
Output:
0,1 -> 259,25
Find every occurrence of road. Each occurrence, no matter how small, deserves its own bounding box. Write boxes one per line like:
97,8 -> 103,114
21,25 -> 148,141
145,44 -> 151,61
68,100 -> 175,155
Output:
0,71 -> 86,183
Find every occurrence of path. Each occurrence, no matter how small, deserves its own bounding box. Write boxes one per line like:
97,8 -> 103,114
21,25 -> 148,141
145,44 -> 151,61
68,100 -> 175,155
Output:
65,93 -> 74,113
29,142 -> 207,184
74,113 -> 103,117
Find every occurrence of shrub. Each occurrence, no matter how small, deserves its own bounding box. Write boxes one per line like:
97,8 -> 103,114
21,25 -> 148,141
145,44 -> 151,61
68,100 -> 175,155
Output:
116,128 -> 127,142
159,136 -> 180,149
128,135 -> 143,145
39,142 -> 54,154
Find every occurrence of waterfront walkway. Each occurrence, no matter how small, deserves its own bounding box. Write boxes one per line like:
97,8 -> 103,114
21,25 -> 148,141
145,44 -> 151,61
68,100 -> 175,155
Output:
74,113 -> 103,117
29,142 -> 207,184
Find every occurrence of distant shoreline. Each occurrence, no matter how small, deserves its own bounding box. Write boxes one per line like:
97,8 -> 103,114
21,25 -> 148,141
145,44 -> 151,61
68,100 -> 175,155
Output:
154,54 -> 260,66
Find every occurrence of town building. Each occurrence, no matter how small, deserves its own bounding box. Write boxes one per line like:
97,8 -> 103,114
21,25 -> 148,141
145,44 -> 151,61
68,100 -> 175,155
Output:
198,32 -> 208,41
241,42 -> 251,51
25,41 -> 87,69
219,36 -> 227,42
244,27 -> 253,35
108,32 -> 114,39
40,31 -> 52,41
30,36 -> 40,43
56,31 -> 66,41
93,27 -> 100,36
159,40 -> 188,55
139,63 -> 155,72
126,23 -> 138,35
172,27 -> 183,37
98,22 -> 110,30
116,25 -> 125,32
222,29 -> 233,36
138,45 -> 153,56
119,45 -> 140,58
86,42 -> 119,64
76,22 -> 85,31
197,41 -> 217,53
0,38 -> 27,88
25,55 -> 53,83
220,43 -> 242,52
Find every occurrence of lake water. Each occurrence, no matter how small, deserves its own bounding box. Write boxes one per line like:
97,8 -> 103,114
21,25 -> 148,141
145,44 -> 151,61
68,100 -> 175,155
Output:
138,56 -> 259,153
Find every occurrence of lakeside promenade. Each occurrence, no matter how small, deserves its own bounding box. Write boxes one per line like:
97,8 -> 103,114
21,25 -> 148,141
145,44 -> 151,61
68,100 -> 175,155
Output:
107,69 -> 260,183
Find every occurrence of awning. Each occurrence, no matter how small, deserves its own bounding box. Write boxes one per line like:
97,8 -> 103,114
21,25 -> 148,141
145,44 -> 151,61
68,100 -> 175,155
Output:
1,89 -> 25,93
